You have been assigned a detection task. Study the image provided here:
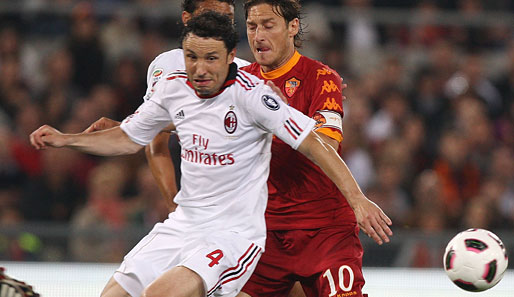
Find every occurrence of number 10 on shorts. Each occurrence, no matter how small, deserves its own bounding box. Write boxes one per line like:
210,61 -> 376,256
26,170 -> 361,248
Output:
206,249 -> 224,267
323,265 -> 355,296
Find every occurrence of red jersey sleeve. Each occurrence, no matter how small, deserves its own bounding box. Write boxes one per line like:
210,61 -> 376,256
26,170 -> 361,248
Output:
307,67 -> 344,142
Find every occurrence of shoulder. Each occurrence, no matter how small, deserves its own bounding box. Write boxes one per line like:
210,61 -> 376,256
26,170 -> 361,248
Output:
234,57 -> 251,68
164,70 -> 188,83
234,69 -> 263,92
301,55 -> 343,83
241,62 -> 260,74
148,48 -> 185,73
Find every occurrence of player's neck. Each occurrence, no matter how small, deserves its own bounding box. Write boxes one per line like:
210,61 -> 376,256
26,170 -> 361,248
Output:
261,48 -> 297,73
260,50 -> 301,80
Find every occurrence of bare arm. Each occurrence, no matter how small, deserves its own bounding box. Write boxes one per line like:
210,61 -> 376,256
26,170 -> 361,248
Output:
297,131 -> 393,245
145,129 -> 178,212
83,117 -> 121,133
30,125 -> 143,156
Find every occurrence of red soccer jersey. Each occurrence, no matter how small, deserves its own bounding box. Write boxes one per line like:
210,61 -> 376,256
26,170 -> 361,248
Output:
242,51 -> 356,230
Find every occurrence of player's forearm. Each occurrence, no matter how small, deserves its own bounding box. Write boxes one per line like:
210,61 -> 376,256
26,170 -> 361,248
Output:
298,132 -> 364,206
69,126 -> 143,156
146,132 -> 178,212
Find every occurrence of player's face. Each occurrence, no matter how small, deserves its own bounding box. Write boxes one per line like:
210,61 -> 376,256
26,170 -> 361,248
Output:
183,34 -> 235,97
246,3 -> 298,72
182,0 -> 235,24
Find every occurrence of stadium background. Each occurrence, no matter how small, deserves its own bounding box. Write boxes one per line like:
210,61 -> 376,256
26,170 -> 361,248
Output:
0,0 -> 513,296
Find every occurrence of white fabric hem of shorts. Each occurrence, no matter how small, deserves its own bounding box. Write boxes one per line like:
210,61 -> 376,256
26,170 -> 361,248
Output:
113,270 -> 143,297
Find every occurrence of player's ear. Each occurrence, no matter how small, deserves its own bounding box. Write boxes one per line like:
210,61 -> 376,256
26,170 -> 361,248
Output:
182,11 -> 192,25
227,49 -> 236,64
288,18 -> 299,38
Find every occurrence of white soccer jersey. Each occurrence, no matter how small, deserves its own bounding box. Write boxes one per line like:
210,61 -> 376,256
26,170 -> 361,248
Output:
121,64 -> 315,247
143,48 -> 250,101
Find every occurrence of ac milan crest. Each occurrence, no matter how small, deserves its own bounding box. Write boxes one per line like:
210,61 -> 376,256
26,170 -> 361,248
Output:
284,77 -> 301,97
224,111 -> 237,134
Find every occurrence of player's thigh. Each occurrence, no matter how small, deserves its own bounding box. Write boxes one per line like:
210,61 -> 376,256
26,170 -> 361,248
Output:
302,226 -> 365,297
182,233 -> 262,297
101,276 -> 131,297
114,225 -> 188,297
305,258 -> 364,297
142,266 -> 204,297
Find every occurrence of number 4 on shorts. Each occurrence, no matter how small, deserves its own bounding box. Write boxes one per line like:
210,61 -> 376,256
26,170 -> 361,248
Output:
206,249 -> 224,267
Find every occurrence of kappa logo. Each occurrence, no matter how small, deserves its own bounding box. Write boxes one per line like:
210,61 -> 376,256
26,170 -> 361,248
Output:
322,98 -> 343,111
175,110 -> 185,119
316,68 -> 333,80
320,80 -> 341,95
262,95 -> 280,111
284,77 -> 301,97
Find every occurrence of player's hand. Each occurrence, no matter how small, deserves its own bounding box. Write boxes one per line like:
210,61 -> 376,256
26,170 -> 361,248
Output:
351,196 -> 392,245
29,124 -> 67,150
266,81 -> 288,104
83,117 -> 120,133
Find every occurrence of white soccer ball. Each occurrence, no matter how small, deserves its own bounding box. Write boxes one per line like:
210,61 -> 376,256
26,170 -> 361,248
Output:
443,228 -> 509,292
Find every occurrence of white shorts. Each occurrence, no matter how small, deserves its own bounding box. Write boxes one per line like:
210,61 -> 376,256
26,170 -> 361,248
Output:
113,219 -> 263,297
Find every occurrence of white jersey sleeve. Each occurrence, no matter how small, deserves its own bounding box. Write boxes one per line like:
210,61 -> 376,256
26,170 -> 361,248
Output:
121,80 -> 173,145
234,57 -> 251,68
243,82 -> 315,150
143,49 -> 185,101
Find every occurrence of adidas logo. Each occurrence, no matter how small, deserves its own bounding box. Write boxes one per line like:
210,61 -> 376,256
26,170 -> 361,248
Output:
175,110 -> 185,119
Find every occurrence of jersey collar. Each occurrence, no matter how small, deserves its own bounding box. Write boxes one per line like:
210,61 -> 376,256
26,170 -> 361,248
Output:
186,62 -> 238,99
260,51 -> 301,80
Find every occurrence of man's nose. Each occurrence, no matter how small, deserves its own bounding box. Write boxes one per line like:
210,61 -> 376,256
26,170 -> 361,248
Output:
195,61 -> 207,76
254,26 -> 265,42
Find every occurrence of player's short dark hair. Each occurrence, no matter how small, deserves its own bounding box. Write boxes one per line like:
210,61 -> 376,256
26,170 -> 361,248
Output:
182,0 -> 235,14
181,11 -> 239,52
244,0 -> 304,48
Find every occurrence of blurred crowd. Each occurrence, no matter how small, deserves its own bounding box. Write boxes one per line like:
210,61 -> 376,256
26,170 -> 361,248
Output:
0,0 -> 513,265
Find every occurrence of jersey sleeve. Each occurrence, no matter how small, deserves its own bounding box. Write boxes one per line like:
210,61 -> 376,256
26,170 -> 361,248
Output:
142,50 -> 185,102
234,57 -> 251,68
142,58 -> 163,101
245,83 -> 315,150
308,67 -> 345,142
121,80 -> 173,145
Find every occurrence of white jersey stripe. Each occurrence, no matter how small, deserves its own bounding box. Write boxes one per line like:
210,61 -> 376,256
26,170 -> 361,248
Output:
238,70 -> 259,86
284,123 -> 298,140
289,117 -> 304,133
207,244 -> 261,296
235,79 -> 252,91
236,73 -> 256,89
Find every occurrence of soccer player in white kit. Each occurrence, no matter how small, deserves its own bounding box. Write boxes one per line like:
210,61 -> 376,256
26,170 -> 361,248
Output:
30,12 -> 387,297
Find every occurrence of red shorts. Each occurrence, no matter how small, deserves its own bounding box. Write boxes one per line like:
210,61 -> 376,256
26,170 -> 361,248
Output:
242,225 -> 364,297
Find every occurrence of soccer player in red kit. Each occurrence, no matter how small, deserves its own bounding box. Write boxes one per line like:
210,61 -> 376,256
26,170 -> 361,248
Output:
239,1 -> 393,297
